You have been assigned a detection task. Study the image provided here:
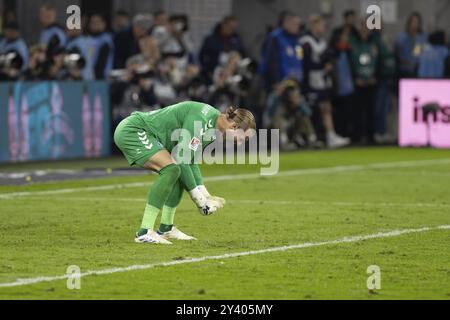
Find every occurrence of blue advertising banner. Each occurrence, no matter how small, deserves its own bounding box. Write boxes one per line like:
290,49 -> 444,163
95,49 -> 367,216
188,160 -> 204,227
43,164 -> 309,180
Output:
0,81 -> 110,163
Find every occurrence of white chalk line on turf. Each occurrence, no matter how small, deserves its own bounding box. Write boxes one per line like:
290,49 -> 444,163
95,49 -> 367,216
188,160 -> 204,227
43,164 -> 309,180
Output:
21,196 -> 450,209
0,224 -> 449,288
1,158 -> 450,200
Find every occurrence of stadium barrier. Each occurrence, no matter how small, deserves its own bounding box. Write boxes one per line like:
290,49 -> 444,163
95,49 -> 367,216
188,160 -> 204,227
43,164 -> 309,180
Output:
0,81 -> 111,163
399,79 -> 450,148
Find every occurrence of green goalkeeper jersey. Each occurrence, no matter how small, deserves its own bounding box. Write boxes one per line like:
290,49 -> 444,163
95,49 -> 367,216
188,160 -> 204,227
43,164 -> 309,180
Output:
132,101 -> 220,156
114,101 -> 220,191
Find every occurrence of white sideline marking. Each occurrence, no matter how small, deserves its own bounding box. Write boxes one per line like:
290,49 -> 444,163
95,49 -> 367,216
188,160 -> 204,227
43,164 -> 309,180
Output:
0,225 -> 448,288
22,197 -> 450,209
1,158 -> 450,200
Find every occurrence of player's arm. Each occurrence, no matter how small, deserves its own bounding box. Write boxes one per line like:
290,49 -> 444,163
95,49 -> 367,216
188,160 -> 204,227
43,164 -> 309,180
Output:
175,113 -> 223,215
190,163 -> 225,206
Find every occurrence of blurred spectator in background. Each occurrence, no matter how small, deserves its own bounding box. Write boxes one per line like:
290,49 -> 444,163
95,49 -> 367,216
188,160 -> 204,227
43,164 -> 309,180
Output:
418,30 -> 449,78
264,80 -> 322,150
88,14 -> 114,79
45,46 -> 66,80
39,4 -> 66,56
374,22 -> 396,144
211,50 -> 258,111
151,10 -> 168,36
139,35 -> 161,68
349,19 -> 379,144
260,11 -> 305,59
114,13 -> 153,68
330,9 -> 358,48
66,26 -> 93,80
199,15 -> 246,83
154,10 -> 168,26
43,46 -> 86,81
23,44 -> 47,80
395,12 -> 427,78
259,11 -> 303,90
0,21 -> 28,80
329,14 -> 355,138
112,10 -> 130,34
62,51 -> 86,81
211,51 -> 243,110
0,9 -> 3,37
110,54 -> 158,120
156,14 -> 195,63
301,14 -> 350,148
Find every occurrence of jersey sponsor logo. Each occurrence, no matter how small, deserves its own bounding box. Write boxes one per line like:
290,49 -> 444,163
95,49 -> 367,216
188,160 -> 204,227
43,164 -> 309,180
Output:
188,137 -> 201,151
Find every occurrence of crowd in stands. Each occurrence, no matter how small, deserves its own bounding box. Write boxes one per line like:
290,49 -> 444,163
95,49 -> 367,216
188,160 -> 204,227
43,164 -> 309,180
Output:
1,5 -> 450,149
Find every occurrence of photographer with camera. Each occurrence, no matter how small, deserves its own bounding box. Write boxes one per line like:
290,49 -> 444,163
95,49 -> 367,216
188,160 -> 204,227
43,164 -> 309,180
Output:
0,21 -> 28,80
111,54 -> 165,124
210,51 -> 256,111
23,44 -> 47,80
42,46 -> 85,81
62,51 -> 86,81
66,27 -> 93,80
264,79 -> 322,150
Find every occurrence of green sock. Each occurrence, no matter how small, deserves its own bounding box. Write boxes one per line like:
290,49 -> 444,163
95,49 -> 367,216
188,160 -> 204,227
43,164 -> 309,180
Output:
139,164 -> 180,236
139,204 -> 160,234
159,206 -> 176,233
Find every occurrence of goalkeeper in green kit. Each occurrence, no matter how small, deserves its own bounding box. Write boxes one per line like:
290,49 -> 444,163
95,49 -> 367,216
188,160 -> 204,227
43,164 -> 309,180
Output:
114,101 -> 256,244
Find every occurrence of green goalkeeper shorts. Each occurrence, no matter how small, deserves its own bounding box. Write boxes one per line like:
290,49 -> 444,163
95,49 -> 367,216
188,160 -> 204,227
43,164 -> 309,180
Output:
114,114 -> 165,167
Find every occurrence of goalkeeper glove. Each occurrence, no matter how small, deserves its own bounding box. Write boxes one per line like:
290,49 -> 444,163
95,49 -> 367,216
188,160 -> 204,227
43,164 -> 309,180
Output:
198,185 -> 226,207
189,186 -> 222,215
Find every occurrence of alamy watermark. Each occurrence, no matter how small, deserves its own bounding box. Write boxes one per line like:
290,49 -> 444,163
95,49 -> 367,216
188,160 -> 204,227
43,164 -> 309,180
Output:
65,4 -> 383,31
366,265 -> 381,290
66,5 -> 81,30
366,5 -> 382,30
137,122 -> 280,176
66,265 -> 81,290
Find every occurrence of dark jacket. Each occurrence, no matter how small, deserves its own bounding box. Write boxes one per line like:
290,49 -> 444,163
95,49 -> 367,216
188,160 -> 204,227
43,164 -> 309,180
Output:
199,23 -> 246,82
113,26 -> 142,69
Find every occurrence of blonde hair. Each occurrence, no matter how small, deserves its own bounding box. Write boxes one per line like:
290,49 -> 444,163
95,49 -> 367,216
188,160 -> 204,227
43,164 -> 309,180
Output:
308,14 -> 323,31
225,106 -> 256,131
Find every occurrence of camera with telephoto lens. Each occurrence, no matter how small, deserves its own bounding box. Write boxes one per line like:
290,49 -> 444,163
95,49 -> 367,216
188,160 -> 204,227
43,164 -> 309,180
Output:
63,53 -> 86,70
0,52 -> 23,70
226,58 -> 257,93
131,64 -> 155,85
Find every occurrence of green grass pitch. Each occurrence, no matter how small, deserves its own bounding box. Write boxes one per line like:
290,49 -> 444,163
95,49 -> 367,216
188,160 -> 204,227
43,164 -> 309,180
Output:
0,147 -> 449,299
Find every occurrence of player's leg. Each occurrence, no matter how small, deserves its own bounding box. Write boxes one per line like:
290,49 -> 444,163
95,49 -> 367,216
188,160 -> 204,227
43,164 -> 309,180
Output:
156,179 -> 196,240
134,150 -> 181,244
113,121 -> 180,244
319,100 -> 350,148
158,179 -> 183,233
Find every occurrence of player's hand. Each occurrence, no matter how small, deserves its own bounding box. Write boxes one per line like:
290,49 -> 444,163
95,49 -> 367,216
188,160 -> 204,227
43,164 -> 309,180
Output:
198,185 -> 226,208
209,195 -> 226,207
189,186 -> 223,215
198,198 -> 222,216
